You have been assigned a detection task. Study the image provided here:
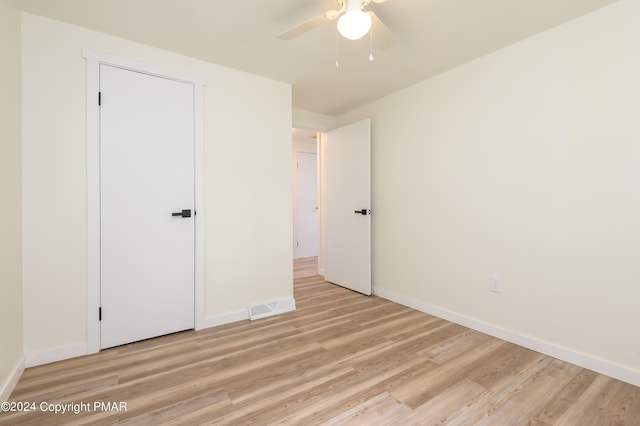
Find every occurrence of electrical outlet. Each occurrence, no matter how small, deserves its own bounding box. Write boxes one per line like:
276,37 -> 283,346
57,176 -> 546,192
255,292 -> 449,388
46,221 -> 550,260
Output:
490,276 -> 502,293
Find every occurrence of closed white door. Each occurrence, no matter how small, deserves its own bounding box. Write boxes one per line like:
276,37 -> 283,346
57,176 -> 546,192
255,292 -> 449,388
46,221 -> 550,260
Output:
295,152 -> 319,259
324,119 -> 371,295
100,64 -> 195,349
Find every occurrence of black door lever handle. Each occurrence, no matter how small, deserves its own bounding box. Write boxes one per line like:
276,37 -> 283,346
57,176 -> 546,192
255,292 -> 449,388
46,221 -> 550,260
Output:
354,209 -> 368,215
172,209 -> 191,218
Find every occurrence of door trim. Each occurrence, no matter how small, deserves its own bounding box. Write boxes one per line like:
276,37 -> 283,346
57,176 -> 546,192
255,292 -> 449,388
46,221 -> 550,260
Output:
82,49 -> 206,354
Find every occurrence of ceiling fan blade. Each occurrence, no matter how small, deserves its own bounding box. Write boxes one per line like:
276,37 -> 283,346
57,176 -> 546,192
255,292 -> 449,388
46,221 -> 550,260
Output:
368,11 -> 396,49
362,0 -> 388,5
278,14 -> 331,40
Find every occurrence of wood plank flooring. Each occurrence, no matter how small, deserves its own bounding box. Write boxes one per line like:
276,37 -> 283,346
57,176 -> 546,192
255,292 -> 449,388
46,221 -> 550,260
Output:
2,257 -> 639,425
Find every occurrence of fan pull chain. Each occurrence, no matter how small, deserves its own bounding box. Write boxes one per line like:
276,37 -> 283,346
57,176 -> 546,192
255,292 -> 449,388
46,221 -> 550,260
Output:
335,24 -> 340,68
369,21 -> 374,62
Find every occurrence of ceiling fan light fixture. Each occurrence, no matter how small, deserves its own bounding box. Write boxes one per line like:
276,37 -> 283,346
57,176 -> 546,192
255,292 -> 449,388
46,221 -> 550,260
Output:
337,10 -> 372,40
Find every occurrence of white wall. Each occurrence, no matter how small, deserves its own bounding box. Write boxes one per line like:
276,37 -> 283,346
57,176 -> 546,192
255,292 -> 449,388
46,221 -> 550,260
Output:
0,0 -> 24,401
21,13 -> 293,363
339,0 -> 640,385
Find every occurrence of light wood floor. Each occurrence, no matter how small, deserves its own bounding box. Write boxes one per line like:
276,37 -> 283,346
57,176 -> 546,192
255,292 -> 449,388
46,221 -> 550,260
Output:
3,257 -> 639,425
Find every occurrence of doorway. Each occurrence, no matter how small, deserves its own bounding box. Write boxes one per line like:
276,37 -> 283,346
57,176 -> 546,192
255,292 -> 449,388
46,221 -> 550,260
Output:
293,128 -> 319,260
291,120 -> 371,295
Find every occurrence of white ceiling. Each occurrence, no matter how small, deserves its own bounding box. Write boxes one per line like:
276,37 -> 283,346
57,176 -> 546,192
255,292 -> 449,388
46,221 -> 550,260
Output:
19,0 -> 619,116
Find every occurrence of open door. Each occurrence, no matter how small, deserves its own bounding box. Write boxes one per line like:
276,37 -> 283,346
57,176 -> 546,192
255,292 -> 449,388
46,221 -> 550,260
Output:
324,119 -> 371,295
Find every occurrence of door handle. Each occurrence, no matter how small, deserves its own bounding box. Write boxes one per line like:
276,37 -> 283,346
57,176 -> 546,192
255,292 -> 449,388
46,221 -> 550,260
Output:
172,209 -> 191,218
354,209 -> 369,215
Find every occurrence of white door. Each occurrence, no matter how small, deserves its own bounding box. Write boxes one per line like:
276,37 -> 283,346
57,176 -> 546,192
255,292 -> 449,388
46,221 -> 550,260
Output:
100,64 -> 195,349
324,119 -> 371,295
295,152 -> 319,259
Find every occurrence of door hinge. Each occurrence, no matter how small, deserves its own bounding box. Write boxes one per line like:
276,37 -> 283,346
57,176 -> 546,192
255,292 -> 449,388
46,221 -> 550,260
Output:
98,92 -> 101,106
98,307 -> 102,321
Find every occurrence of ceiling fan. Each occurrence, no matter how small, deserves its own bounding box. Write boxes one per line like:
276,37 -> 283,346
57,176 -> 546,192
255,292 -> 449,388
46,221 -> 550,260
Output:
278,0 -> 396,50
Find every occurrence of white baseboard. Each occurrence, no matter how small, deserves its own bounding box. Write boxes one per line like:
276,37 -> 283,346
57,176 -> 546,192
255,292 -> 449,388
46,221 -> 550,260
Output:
200,309 -> 249,330
22,301 -> 295,368
374,287 -> 640,388
25,342 -> 87,368
1,356 -> 25,402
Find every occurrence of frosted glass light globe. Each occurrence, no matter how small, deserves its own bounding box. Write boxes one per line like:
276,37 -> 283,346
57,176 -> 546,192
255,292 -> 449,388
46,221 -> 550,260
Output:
337,10 -> 372,40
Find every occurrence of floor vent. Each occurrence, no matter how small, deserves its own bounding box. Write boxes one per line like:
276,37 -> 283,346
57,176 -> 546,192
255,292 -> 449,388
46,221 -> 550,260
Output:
248,298 -> 296,320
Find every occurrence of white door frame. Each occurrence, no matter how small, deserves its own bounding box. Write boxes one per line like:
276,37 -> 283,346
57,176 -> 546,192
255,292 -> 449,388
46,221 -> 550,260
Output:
82,49 -> 206,354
